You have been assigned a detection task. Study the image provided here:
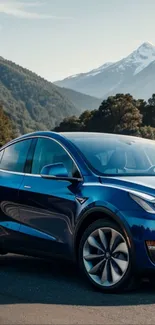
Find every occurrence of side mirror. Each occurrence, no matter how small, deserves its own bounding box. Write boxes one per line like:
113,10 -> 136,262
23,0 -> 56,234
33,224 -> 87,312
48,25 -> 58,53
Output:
41,163 -> 69,179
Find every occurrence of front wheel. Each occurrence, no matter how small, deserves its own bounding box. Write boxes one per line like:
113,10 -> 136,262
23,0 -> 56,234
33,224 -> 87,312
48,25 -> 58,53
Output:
78,219 -> 135,293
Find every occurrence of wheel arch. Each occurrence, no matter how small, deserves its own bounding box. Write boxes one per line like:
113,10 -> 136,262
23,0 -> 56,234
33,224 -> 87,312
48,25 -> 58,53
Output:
74,207 -> 134,261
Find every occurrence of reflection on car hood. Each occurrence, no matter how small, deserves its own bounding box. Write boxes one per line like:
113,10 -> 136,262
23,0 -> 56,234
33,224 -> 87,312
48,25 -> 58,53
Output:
100,176 -> 155,196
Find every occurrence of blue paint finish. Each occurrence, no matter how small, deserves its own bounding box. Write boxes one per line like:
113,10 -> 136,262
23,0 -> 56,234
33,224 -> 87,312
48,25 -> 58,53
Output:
19,175 -> 77,249
0,221 -> 56,241
19,223 -> 56,241
1,131 -> 155,276
0,221 -> 20,232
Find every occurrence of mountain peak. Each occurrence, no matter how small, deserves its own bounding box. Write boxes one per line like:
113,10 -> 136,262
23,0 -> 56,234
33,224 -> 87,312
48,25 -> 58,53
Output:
121,41 -> 155,75
55,41 -> 155,99
138,41 -> 155,49
128,41 -> 155,58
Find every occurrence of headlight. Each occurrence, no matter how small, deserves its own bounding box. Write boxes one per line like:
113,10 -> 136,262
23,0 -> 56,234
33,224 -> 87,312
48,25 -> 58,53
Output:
129,192 -> 155,213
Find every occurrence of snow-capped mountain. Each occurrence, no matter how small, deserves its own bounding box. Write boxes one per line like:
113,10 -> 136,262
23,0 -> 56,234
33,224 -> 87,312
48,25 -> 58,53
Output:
67,62 -> 113,80
55,42 -> 155,100
108,41 -> 155,76
126,42 -> 155,75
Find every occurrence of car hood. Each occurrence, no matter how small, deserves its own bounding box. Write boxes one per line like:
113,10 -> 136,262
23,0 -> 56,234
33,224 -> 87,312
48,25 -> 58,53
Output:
100,176 -> 155,197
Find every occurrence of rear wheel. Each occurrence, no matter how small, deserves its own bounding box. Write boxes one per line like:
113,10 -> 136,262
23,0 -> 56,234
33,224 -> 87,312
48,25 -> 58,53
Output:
78,219 -> 135,293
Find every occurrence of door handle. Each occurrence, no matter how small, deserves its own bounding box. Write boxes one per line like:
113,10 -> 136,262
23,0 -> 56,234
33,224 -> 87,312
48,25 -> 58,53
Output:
24,185 -> 31,189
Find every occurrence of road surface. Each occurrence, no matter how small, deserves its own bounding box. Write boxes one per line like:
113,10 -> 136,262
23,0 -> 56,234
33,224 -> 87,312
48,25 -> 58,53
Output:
0,254 -> 155,324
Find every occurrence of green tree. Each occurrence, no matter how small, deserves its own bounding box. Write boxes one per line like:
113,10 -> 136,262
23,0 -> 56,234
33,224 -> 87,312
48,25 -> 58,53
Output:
79,110 -> 94,126
54,93 -> 155,140
0,104 -> 17,146
138,99 -> 148,126
54,116 -> 82,132
139,126 -> 155,140
137,94 -> 155,127
84,94 -> 142,134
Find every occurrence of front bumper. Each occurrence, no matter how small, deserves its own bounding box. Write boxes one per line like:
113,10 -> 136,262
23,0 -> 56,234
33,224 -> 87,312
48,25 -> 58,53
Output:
117,209 -> 155,272
146,241 -> 155,264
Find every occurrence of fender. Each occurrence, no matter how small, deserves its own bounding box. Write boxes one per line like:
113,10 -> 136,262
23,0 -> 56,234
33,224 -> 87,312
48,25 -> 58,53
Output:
74,205 -> 135,260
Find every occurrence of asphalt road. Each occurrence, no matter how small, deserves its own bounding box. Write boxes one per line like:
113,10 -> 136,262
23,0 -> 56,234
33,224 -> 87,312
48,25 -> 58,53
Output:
0,254 -> 155,324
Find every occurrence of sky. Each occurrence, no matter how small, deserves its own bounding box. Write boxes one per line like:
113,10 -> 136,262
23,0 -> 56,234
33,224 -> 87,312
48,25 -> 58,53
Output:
0,0 -> 155,82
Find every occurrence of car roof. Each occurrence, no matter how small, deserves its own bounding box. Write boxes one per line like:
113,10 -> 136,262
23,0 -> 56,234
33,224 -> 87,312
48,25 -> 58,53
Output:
8,131 -> 141,142
4,131 -> 155,148
60,132 -> 154,143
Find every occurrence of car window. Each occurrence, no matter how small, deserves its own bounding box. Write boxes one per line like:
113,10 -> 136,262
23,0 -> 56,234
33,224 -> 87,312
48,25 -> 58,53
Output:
0,139 -> 32,173
67,134 -> 155,176
144,147 -> 155,165
96,149 -> 137,170
125,151 -> 136,169
97,150 -> 115,166
0,150 -> 4,164
31,137 -> 80,178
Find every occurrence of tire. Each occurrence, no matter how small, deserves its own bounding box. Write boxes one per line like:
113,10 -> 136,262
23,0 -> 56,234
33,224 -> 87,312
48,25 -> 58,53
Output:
78,219 -> 135,293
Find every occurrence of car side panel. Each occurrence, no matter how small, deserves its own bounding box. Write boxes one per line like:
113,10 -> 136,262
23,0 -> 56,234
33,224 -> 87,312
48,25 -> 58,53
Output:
18,175 -> 80,258
0,170 -> 24,248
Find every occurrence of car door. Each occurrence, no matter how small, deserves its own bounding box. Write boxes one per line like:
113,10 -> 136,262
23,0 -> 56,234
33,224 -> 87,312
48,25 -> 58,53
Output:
0,138 -> 32,248
18,136 -> 82,257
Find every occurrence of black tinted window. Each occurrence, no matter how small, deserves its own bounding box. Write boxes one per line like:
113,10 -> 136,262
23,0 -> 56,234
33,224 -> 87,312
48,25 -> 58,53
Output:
0,139 -> 32,172
32,137 -> 80,177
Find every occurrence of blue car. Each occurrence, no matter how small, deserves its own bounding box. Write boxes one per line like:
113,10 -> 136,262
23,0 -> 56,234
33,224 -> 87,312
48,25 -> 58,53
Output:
1,131 -> 155,292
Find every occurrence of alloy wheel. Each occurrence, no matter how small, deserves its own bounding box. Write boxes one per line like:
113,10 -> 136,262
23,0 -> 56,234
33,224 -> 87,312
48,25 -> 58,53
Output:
83,227 -> 129,287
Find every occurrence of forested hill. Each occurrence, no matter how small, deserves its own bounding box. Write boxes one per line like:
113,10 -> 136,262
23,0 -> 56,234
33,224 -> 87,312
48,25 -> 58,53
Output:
57,87 -> 102,112
0,57 -> 99,135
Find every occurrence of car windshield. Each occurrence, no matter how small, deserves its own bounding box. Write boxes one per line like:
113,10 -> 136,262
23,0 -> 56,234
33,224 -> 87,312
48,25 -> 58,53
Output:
66,133 -> 155,176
